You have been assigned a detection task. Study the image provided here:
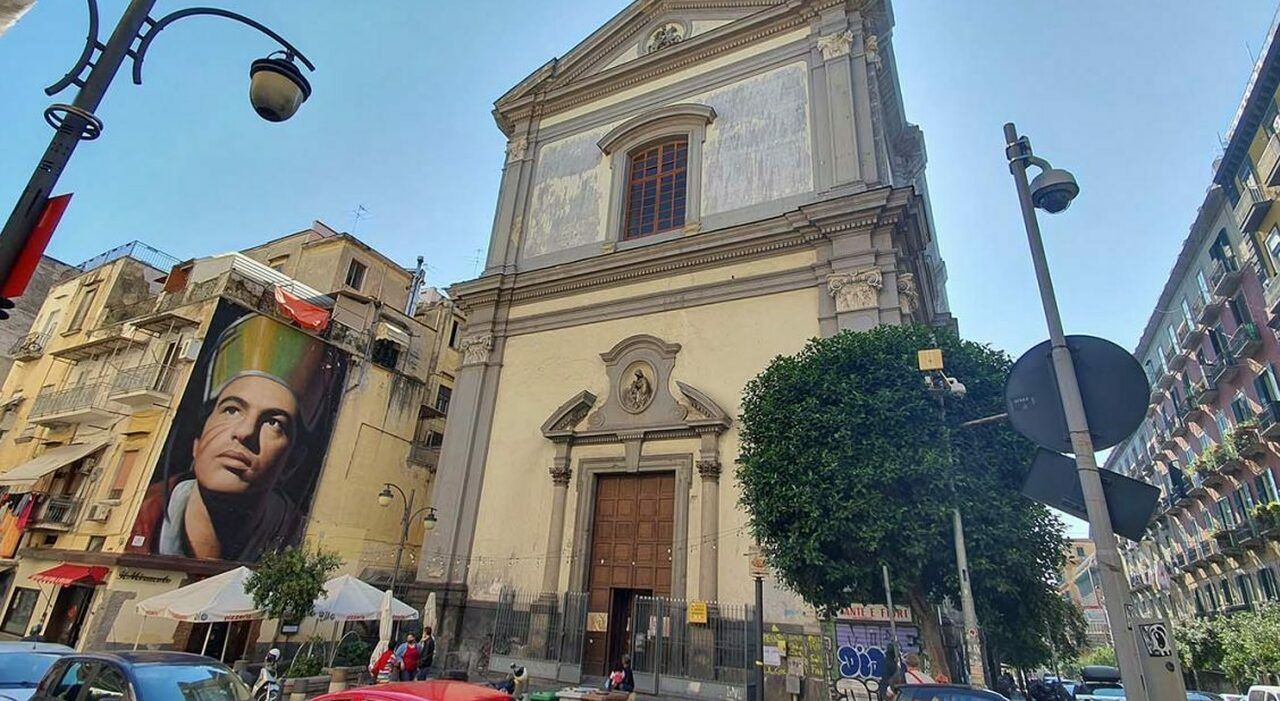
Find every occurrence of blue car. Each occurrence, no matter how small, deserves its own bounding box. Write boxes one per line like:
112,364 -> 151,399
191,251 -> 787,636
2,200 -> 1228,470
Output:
0,642 -> 73,701
30,651 -> 251,701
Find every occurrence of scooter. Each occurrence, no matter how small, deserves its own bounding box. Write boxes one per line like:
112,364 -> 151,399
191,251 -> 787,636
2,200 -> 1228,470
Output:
251,648 -> 282,701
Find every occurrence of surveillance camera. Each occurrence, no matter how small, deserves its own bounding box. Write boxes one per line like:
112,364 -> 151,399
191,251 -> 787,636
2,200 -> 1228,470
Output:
1029,167 -> 1080,214
945,376 -> 966,398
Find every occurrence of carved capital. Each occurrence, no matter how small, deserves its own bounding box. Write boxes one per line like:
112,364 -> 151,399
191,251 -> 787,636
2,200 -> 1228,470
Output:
827,268 -> 883,313
697,459 -> 722,480
460,334 -> 494,366
897,272 -> 920,317
817,30 -> 854,60
549,462 -> 572,486
505,136 -> 528,163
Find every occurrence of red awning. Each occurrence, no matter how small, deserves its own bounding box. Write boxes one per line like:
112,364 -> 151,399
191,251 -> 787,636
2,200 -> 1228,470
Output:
31,564 -> 108,587
273,286 -> 331,333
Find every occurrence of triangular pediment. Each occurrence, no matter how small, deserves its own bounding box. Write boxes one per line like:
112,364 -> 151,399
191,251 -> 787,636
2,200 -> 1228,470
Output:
496,0 -> 783,110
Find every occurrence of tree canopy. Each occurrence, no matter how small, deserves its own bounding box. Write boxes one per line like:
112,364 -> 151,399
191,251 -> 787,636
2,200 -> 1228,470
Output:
736,324 -> 1082,673
245,546 -> 342,624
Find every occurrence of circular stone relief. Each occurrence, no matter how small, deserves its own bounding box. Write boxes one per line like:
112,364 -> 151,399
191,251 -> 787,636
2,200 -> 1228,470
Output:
646,22 -> 686,53
619,361 -> 656,414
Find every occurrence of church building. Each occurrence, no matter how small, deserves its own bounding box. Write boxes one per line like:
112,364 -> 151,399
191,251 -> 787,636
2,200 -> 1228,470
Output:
418,0 -> 951,691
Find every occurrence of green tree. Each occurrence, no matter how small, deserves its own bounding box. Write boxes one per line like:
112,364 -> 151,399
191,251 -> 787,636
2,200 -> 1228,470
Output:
1219,602 -> 1280,686
1072,645 -> 1117,669
1174,615 -> 1225,681
245,546 -> 342,625
736,325 -> 1073,676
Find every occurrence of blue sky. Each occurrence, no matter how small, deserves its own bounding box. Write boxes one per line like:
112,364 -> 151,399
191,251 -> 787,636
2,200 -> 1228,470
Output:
3,2 -> 1279,533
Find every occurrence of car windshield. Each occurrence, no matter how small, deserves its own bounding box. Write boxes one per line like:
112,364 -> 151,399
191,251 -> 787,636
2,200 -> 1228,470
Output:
0,652 -> 66,687
133,664 -> 252,701
1092,690 -> 1127,698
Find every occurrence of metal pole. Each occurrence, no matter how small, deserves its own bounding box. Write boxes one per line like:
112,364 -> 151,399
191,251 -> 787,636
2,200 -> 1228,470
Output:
221,624 -> 231,662
881,565 -> 898,648
754,576 -> 765,701
132,616 -> 143,650
201,624 -> 213,656
937,390 -> 984,688
389,488 -> 413,641
1003,122 -> 1148,701
0,0 -> 159,289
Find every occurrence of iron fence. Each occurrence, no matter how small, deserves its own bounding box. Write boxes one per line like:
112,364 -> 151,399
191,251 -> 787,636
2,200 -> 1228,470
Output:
490,590 -> 588,663
631,596 -> 755,692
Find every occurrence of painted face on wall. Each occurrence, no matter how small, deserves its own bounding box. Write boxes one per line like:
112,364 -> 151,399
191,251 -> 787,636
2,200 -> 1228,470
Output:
191,375 -> 298,495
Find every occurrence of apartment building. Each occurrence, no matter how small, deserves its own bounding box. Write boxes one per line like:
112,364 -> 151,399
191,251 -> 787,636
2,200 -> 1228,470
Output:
0,224 -> 462,658
1058,539 -> 1110,647
1103,33 -> 1280,624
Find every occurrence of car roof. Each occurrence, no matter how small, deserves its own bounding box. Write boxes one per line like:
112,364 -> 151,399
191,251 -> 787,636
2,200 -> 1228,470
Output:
898,684 -> 1006,699
0,643 -> 73,654
315,681 -> 511,701
60,651 -> 222,666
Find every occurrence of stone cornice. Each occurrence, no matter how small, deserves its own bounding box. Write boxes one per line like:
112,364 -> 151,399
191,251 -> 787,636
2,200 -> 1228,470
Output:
449,186 -> 923,314
495,0 -> 844,130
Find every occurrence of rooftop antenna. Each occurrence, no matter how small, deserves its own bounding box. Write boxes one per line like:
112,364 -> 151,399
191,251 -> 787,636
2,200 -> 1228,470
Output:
405,255 -> 426,315
469,248 -> 485,277
351,204 -> 371,234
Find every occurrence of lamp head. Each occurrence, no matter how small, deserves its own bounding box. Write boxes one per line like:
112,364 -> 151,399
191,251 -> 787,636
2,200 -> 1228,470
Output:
249,52 -> 311,122
1029,167 -> 1080,213
423,508 -> 438,532
377,485 -> 393,507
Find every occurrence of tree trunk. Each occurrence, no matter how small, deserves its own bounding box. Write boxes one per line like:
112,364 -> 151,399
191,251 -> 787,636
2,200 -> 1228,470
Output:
908,589 -> 952,681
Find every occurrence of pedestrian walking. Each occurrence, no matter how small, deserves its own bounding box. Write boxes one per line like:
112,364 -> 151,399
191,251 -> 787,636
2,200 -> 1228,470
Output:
416,627 -> 436,680
394,634 -> 422,682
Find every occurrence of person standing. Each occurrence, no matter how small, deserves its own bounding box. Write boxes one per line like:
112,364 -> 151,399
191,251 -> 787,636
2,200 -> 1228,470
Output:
416,627 -> 436,681
903,653 -> 931,685
394,634 -> 422,682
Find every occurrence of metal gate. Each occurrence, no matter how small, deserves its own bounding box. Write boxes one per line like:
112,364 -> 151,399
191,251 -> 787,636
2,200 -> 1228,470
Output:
630,596 -> 754,698
489,590 -> 588,683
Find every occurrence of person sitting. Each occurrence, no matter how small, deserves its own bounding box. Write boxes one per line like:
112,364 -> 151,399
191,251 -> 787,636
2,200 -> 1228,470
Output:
605,655 -> 635,692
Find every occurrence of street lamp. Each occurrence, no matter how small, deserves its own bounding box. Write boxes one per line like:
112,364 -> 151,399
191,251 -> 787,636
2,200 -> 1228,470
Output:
377,483 -> 438,599
1003,123 -> 1148,701
0,0 -> 315,296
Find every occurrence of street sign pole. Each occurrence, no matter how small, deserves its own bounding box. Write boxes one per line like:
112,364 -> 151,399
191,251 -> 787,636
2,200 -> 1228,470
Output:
1004,122 -> 1148,701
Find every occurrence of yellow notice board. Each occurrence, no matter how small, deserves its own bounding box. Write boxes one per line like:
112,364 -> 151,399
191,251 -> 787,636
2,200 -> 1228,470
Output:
689,601 -> 708,624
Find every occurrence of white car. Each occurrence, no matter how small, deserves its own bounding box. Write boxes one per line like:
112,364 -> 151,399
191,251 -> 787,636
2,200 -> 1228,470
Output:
1248,687 -> 1280,701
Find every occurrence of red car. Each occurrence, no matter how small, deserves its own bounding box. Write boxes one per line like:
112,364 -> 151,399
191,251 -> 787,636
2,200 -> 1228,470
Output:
312,681 -> 513,701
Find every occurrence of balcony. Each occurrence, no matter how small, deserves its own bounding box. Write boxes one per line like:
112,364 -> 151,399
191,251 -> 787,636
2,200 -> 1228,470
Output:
1232,184 -> 1271,232
1189,377 -> 1219,406
1199,292 -> 1225,324
1173,402 -> 1201,436
1148,384 -> 1166,408
1214,526 -> 1247,557
407,442 -> 440,471
1212,356 -> 1241,385
1228,322 -> 1263,359
100,297 -> 159,327
1157,367 -> 1176,391
1260,133 -> 1280,187
51,324 -> 149,362
30,496 -> 82,531
1178,319 -> 1205,351
28,383 -> 115,426
1231,422 -> 1270,459
109,364 -> 178,408
8,332 -> 49,361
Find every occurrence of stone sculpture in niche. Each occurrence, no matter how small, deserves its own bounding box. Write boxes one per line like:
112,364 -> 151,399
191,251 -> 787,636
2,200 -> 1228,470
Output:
620,364 -> 654,413
897,272 -> 920,316
827,268 -> 883,312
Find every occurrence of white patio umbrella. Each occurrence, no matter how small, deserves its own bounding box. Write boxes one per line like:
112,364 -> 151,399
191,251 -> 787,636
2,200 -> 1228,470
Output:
367,589 -> 395,683
422,592 -> 437,633
313,575 -> 418,622
134,566 -> 264,656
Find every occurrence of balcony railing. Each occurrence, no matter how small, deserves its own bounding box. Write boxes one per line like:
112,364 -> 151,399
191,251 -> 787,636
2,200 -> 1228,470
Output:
110,364 -> 178,398
32,496 -> 82,529
1228,322 -> 1263,359
8,331 -> 49,361
1212,356 -> 1241,385
28,383 -> 113,422
1189,377 -> 1219,406
100,297 -> 160,326
1178,318 -> 1204,350
407,442 -> 440,470
1260,133 -> 1280,187
1232,184 -> 1272,232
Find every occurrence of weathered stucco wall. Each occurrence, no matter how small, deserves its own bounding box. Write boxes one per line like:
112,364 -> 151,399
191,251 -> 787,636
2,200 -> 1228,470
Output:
520,58 -> 814,263
699,61 -> 813,216
466,286 -> 820,604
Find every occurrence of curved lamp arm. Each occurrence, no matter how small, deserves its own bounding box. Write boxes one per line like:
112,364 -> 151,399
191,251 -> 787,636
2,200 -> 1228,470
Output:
131,6 -> 316,85
44,0 -> 101,96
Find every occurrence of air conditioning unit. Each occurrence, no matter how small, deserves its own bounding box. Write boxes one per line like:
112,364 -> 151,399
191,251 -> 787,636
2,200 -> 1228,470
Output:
86,503 -> 113,522
179,338 -> 202,362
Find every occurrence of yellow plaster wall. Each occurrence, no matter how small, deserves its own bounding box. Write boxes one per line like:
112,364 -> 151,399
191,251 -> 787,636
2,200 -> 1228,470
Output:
507,250 -> 816,320
467,286 -> 819,605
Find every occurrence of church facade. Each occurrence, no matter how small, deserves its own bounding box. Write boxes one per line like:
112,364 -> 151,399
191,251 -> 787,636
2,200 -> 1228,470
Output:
418,0 -> 951,685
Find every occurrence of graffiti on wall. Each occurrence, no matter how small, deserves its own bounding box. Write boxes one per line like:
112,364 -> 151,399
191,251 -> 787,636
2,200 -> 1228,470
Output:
824,619 -> 922,701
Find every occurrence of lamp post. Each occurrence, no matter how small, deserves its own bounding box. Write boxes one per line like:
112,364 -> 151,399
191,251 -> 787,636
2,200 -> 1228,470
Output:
378,483 -> 438,599
1002,122 -> 1148,701
0,0 -> 314,294
920,358 -> 985,688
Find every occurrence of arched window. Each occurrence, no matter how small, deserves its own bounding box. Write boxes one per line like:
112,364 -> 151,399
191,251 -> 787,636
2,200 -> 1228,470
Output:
623,137 -> 688,239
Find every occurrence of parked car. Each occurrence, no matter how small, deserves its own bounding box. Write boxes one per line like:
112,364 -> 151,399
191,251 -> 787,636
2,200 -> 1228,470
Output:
1221,695 -> 1247,701
1248,687 -> 1280,701
312,681 -> 513,701
892,684 -> 1009,700
1075,665 -> 1124,700
30,651 -> 251,701
1187,691 -> 1224,701
0,643 -> 73,701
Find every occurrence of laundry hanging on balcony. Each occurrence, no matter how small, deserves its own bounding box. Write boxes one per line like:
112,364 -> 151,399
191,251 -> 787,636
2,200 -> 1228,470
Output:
273,286 -> 331,333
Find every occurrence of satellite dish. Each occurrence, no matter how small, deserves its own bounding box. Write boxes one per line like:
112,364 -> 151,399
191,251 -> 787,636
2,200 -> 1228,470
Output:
1005,335 -> 1148,454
